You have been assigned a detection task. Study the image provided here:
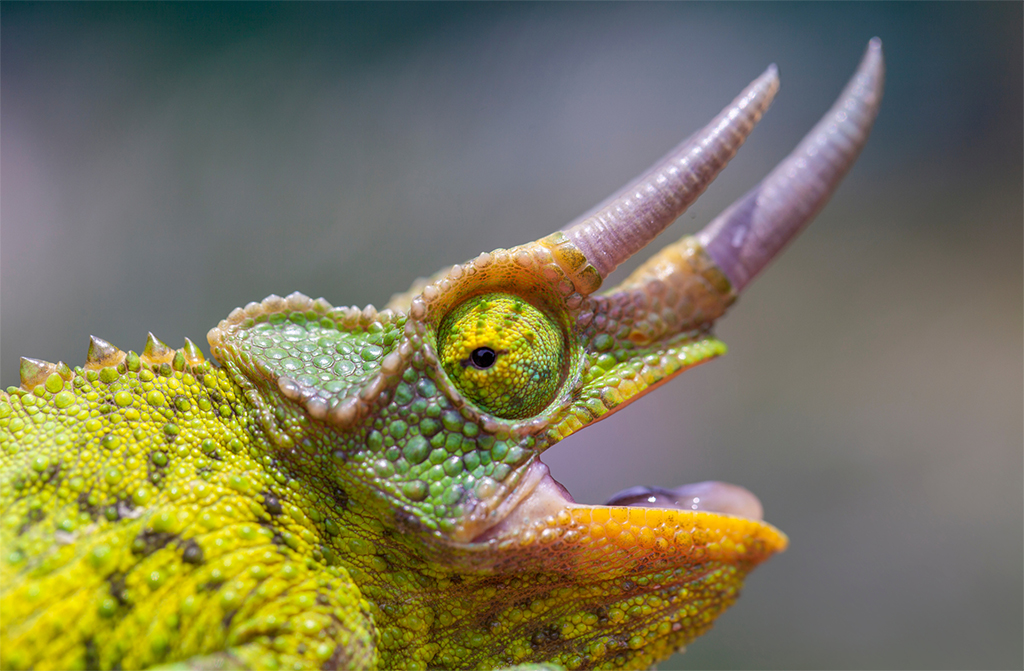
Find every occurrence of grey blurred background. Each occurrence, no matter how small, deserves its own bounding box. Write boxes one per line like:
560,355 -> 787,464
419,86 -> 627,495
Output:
2,4 -> 1021,669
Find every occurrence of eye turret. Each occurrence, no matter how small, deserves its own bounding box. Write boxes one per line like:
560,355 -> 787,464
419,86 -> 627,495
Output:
437,293 -> 566,419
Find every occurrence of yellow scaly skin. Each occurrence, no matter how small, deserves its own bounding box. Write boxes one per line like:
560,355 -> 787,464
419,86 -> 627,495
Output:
1,230 -> 786,670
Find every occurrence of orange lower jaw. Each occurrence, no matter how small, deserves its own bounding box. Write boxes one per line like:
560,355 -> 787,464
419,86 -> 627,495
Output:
562,505 -> 788,568
491,503 -> 787,566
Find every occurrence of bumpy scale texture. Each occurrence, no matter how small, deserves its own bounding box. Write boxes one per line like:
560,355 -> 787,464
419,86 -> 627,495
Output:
1,236 -> 786,671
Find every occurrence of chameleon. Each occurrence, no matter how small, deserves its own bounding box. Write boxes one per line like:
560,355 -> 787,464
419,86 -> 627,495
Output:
0,40 -> 883,671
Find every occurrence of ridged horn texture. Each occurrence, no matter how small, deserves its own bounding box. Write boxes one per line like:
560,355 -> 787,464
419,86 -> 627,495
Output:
562,65 -> 780,279
697,38 -> 885,292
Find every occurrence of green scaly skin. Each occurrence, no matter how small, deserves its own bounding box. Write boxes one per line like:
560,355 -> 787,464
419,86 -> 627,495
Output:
1,233 -> 787,670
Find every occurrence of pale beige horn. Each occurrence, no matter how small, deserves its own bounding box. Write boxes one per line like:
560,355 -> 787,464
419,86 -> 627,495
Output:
697,38 -> 885,291
562,65 -> 780,279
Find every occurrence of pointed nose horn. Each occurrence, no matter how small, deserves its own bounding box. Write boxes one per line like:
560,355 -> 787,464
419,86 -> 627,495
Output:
697,38 -> 885,291
561,65 -> 781,281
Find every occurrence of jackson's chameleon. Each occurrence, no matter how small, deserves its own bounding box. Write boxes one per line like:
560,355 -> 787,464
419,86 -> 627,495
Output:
0,41 -> 883,670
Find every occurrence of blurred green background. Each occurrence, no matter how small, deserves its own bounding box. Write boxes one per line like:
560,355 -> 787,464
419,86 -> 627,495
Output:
2,4 -> 1020,669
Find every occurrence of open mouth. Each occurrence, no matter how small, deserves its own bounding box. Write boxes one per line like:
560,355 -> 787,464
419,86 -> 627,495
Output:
474,459 -> 766,544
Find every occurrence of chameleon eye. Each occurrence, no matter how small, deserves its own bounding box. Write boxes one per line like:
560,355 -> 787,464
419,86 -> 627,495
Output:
437,292 -> 566,419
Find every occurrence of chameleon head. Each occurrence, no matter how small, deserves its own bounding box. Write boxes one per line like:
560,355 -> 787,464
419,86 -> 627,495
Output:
208,39 -> 882,668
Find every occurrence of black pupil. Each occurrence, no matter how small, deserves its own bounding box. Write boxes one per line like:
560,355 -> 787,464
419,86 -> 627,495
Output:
470,347 -> 497,369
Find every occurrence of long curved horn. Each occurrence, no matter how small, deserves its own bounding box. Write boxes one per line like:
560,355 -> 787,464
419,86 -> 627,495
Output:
697,38 -> 885,291
562,65 -> 780,279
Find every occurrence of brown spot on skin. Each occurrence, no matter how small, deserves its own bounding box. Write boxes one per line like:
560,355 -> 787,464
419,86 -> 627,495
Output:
108,572 -> 129,606
263,491 -> 283,516
147,460 -> 167,488
180,538 -> 204,565
512,595 -> 533,610
330,485 -> 348,510
115,499 -> 136,520
132,530 -> 177,557
17,509 -> 45,536
198,579 -> 225,593
393,509 -> 426,534
77,491 -> 102,521
258,519 -> 287,547
530,623 -> 561,650
321,645 -> 347,671
83,637 -> 99,670
42,462 -> 61,484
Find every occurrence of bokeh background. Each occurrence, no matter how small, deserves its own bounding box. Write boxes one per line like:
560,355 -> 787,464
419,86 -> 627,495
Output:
2,4 -> 1021,669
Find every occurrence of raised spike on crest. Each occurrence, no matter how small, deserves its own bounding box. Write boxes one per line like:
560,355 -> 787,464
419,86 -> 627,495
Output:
85,336 -> 126,370
20,357 -> 57,391
56,361 -> 74,381
182,338 -> 206,365
141,332 -> 174,365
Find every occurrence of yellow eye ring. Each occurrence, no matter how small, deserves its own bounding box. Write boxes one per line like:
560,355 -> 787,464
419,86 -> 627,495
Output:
437,293 -> 566,419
